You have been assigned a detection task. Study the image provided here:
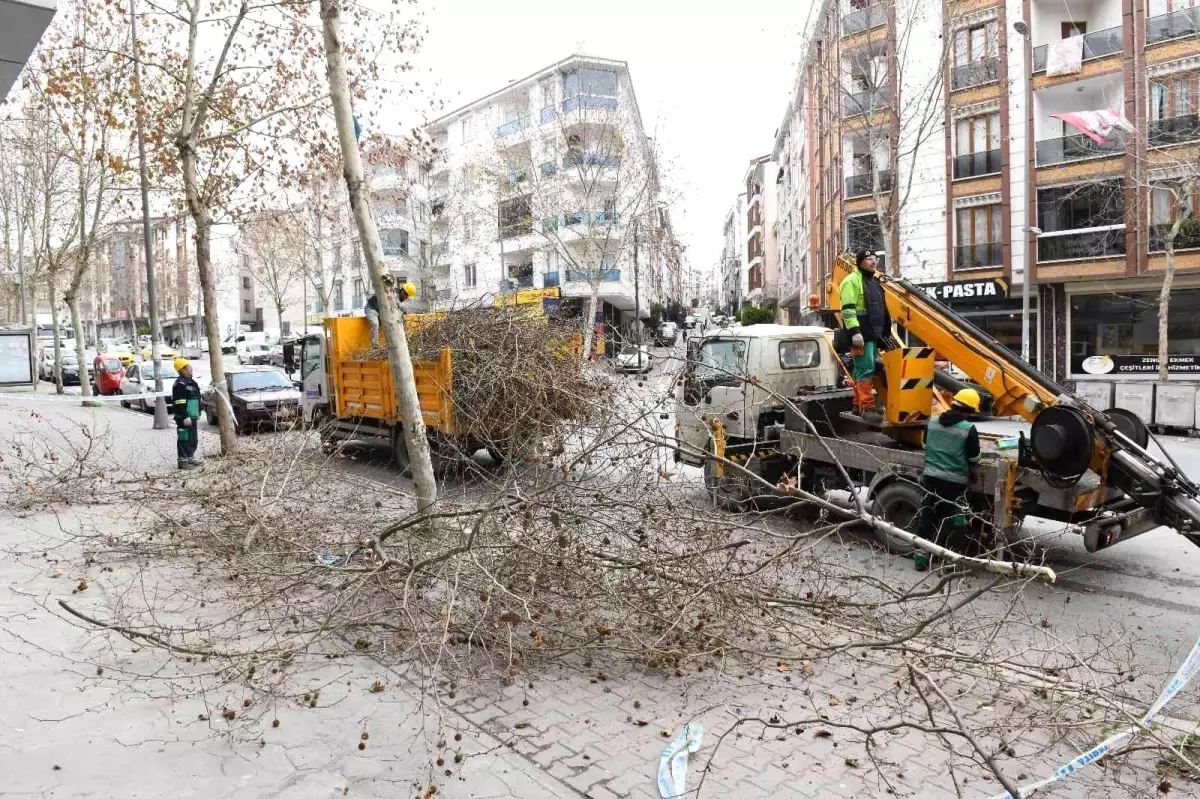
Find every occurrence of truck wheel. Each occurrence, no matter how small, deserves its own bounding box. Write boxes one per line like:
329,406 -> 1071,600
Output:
870,480 -> 922,555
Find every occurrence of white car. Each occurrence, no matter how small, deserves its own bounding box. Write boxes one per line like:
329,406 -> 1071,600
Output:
615,345 -> 652,374
119,361 -> 178,412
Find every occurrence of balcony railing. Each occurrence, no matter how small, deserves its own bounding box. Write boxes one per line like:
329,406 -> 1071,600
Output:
1150,115 -> 1200,147
562,94 -> 619,113
1032,25 -> 1124,72
500,222 -> 533,239
540,106 -> 554,124
1037,227 -> 1126,262
543,271 -> 560,288
1034,133 -> 1124,165
1147,7 -> 1200,45
951,57 -> 998,90
565,268 -> 621,282
953,148 -> 1002,178
843,88 -> 889,117
841,4 -> 887,36
541,161 -> 557,176
1150,222 -> 1200,252
495,114 -> 530,138
955,242 -> 1002,269
502,275 -> 534,290
845,170 -> 892,198
564,210 -> 619,226
563,153 -> 620,169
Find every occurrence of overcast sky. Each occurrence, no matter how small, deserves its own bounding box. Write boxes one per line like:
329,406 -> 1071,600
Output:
399,0 -> 811,288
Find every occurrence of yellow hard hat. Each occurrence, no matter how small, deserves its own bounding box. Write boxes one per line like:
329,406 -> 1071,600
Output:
400,281 -> 418,301
953,388 -> 981,412
173,357 -> 190,372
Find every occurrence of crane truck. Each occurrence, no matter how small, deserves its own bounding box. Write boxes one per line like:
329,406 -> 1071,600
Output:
675,252 -> 1200,556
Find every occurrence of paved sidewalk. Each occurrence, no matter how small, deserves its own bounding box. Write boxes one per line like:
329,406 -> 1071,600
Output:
0,399 -> 1185,798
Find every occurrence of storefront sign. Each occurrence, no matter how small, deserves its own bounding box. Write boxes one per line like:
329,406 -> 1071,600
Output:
919,278 -> 1010,302
1075,354 -> 1200,375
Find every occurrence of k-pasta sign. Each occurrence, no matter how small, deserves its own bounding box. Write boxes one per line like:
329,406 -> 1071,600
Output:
1075,354 -> 1200,375
918,278 -> 1009,302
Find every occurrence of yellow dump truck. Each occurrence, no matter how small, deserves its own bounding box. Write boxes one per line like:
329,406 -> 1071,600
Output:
298,316 -> 457,471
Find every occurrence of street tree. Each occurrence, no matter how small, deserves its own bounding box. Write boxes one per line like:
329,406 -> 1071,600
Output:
240,211 -> 307,335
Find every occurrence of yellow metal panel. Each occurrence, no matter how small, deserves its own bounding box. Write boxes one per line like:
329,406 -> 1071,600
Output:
882,347 -> 935,425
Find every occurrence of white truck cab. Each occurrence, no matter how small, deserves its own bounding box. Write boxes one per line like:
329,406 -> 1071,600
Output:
675,325 -> 840,466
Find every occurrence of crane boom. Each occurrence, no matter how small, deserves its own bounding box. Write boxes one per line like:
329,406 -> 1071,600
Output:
827,253 -> 1200,540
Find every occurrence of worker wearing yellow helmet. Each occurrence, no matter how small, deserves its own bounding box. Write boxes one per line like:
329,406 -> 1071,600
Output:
914,387 -> 982,570
170,355 -> 204,470
364,281 -> 418,347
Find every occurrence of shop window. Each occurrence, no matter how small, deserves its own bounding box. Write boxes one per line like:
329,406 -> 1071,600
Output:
1070,290 -> 1200,371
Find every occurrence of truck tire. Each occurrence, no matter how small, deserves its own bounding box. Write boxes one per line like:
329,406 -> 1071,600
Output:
869,479 -> 922,555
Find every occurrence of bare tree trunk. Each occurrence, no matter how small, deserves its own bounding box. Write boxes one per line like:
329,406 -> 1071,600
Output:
187,204 -> 236,453
320,0 -> 437,514
581,285 -> 600,363
1159,223 -> 1183,383
65,290 -> 94,403
49,280 -> 63,394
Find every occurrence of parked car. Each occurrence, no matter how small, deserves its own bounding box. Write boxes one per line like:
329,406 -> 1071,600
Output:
684,314 -> 698,330
119,361 -> 178,412
92,354 -> 125,396
615,344 -> 652,374
238,341 -> 272,365
38,347 -> 84,384
656,321 -> 678,346
140,342 -> 178,362
202,366 -> 301,432
110,343 -> 136,367
267,343 -> 285,368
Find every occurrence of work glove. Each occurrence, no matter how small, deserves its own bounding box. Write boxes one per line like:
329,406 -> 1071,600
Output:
851,333 -> 864,350
182,418 -> 192,427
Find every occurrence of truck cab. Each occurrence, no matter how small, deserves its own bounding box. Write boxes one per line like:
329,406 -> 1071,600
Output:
675,325 -> 839,466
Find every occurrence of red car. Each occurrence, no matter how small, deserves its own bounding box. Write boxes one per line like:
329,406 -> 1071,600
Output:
92,354 -> 125,396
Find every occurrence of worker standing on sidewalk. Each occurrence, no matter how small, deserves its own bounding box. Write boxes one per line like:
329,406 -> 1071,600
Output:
172,357 -> 203,470
838,250 -> 890,421
914,388 -> 982,570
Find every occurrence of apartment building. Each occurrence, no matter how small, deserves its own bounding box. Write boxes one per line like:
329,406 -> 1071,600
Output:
744,155 -> 780,309
424,55 -> 675,337
773,90 -> 812,323
719,193 -> 747,312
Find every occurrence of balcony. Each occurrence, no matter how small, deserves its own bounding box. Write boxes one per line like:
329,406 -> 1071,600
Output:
1150,115 -> 1200,147
540,106 -> 554,124
541,161 -> 557,176
565,210 -> 618,226
845,170 -> 892,198
543,271 -> 560,288
841,4 -> 887,36
1037,227 -> 1125,262
952,148 -> 1002,179
495,114 -> 530,138
502,275 -> 535,290
955,242 -> 1002,269
1150,222 -> 1200,252
1032,25 -> 1123,73
1148,7 -> 1200,44
565,268 -> 621,282
563,153 -> 619,169
843,88 -> 889,117
951,57 -> 998,91
1034,133 -> 1124,165
562,94 -> 619,113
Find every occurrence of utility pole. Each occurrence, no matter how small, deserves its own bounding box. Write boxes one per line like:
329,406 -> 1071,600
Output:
633,221 -> 641,373
131,0 -> 168,429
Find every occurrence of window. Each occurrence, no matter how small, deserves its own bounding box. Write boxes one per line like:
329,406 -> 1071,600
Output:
779,340 -> 820,369
955,113 -> 1000,157
463,262 -> 477,288
1150,185 -> 1200,250
564,68 -> 618,99
381,228 -> 409,256
956,205 -> 1004,267
242,299 -> 251,313
420,240 -> 429,267
955,21 -> 998,64
460,115 -> 474,142
846,213 -> 885,260
1070,290 -> 1200,371
242,276 -> 251,289
1037,181 -> 1125,232
333,280 -> 344,311
1061,21 -> 1087,38
1151,73 -> 1197,121
696,338 -> 748,381
352,278 -> 365,308
499,195 -> 532,238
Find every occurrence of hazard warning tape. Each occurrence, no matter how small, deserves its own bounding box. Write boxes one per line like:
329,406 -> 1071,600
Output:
0,391 -> 172,403
989,631 -> 1200,798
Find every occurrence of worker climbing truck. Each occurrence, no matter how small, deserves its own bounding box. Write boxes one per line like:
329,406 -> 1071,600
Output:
675,252 -> 1200,556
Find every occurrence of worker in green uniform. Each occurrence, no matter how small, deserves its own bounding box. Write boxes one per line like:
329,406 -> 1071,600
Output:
839,249 -> 890,420
172,356 -> 203,470
914,388 -> 982,570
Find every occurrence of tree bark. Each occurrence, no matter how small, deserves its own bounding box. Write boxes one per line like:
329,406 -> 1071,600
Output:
187,201 -> 236,453
49,280 -> 63,393
581,285 -> 600,364
65,290 -> 94,403
1159,221 -> 1183,383
319,0 -> 437,514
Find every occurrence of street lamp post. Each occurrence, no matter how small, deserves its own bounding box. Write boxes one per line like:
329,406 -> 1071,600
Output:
1013,19 -> 1037,365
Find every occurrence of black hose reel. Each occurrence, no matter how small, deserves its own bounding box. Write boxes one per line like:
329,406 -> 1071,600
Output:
1028,405 -> 1152,488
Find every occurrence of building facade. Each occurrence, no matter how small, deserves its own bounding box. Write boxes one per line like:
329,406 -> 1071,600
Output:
719,193 -> 747,312
744,155 -> 780,309
424,55 -> 675,339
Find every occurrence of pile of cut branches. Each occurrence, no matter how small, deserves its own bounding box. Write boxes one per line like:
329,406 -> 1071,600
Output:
407,306 -> 600,458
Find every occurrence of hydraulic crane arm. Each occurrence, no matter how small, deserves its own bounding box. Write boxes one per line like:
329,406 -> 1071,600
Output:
827,252 -> 1200,538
